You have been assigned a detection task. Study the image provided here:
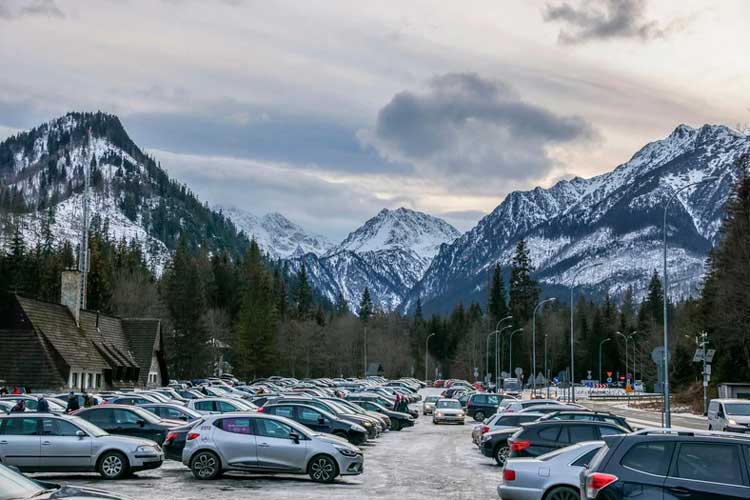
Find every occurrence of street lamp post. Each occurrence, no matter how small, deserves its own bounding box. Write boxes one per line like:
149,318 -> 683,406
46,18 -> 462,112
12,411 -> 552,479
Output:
425,332 -> 435,383
599,338 -> 611,384
494,316 -> 513,388
363,326 -> 367,377
544,332 -> 549,399
533,298 -> 557,397
508,328 -> 523,376
663,177 -> 718,427
616,331 -> 631,388
570,263 -> 602,403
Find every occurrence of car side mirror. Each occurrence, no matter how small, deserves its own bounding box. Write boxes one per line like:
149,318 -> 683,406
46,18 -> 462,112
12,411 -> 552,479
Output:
76,430 -> 86,439
290,432 -> 300,444
180,416 -> 188,421
317,416 -> 325,425
137,419 -> 146,427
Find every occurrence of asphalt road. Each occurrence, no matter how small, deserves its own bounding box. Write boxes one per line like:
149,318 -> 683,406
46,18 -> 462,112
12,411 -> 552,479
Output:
29,389 -> 501,500
581,399 -> 707,430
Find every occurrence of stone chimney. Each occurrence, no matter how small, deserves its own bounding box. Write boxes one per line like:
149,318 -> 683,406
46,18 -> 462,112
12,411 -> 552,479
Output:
61,270 -> 82,326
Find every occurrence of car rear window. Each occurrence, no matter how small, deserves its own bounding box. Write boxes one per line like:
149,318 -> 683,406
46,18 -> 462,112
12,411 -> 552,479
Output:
572,447 -> 601,467
674,443 -> 743,486
536,425 -> 561,441
622,442 -> 674,476
567,425 -> 598,443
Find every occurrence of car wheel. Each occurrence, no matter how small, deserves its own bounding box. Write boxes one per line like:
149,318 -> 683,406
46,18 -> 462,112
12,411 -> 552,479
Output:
544,486 -> 580,500
494,444 -> 510,467
474,411 -> 485,421
308,454 -> 338,483
97,451 -> 129,480
190,450 -> 221,480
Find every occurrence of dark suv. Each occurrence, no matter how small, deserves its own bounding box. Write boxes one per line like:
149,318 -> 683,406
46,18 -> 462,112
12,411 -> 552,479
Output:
508,420 -> 628,459
581,429 -> 750,499
260,402 -> 368,445
539,411 -> 633,432
466,393 -> 514,421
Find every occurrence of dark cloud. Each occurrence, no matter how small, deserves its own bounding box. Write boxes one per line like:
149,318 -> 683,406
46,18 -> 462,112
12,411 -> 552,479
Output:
359,73 -> 596,191
543,0 -> 668,44
0,0 -> 64,20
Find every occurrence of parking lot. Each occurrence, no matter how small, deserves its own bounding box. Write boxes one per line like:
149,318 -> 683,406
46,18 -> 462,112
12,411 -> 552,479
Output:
28,389 -> 500,500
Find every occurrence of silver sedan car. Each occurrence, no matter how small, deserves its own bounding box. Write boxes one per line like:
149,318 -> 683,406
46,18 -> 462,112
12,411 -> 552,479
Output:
182,413 -> 363,483
422,396 -> 440,415
498,441 -> 603,500
432,398 -> 465,424
0,413 -> 164,479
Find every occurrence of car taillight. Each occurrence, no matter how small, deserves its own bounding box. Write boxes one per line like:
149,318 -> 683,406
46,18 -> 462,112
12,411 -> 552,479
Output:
503,469 -> 516,481
257,406 -> 265,413
585,473 -> 618,498
510,440 -> 530,452
165,431 -> 178,443
481,425 -> 490,434
187,433 -> 200,441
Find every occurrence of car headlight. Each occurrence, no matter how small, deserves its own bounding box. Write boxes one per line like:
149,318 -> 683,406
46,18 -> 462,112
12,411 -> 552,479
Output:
352,424 -> 367,433
335,445 -> 359,457
135,445 -> 158,454
363,421 -> 372,427
729,419 -> 738,426
458,413 -> 464,418
436,412 -> 444,417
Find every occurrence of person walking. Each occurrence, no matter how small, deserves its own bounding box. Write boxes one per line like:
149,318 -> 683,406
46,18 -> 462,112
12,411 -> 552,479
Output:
12,387 -> 20,395
84,394 -> 95,408
10,400 -> 25,413
37,395 -> 50,413
66,392 -> 80,413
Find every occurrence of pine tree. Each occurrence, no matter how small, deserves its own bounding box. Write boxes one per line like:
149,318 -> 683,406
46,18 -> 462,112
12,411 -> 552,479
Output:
294,263 -> 312,319
508,239 -> 539,325
488,263 -> 509,324
86,231 -> 113,313
335,291 -> 349,317
359,287 -> 373,322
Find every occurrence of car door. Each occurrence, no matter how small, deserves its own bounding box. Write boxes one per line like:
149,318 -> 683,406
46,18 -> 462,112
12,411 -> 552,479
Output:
193,400 -> 217,414
212,416 -> 257,468
296,407 -> 330,433
664,442 -> 749,499
618,441 -> 673,498
253,417 -> 307,471
39,417 -> 92,470
0,417 -> 40,469
80,408 -> 114,432
112,409 -> 148,439
530,425 -> 562,456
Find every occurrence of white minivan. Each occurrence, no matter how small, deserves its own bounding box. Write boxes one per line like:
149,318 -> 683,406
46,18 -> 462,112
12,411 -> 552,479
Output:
707,398 -> 750,432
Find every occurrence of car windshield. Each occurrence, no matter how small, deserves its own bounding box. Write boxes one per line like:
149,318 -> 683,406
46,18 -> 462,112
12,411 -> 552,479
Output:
69,416 -> 108,437
425,396 -> 439,403
436,400 -> 461,409
129,406 -> 162,424
725,403 -> 750,416
0,464 -> 46,500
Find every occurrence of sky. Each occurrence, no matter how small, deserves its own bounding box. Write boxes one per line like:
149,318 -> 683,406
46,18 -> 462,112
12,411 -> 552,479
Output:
1,0 -> 749,241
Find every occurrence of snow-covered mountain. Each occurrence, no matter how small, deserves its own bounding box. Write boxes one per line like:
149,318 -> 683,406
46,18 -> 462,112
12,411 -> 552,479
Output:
219,206 -> 334,259
0,112 -> 251,273
288,208 -> 460,311
405,124 -> 750,314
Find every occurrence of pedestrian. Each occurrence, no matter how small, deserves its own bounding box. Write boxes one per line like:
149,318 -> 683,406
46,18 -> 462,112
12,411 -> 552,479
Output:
37,395 -> 50,413
84,394 -> 95,408
393,394 -> 400,411
66,391 -> 80,413
12,386 -> 20,395
10,400 -> 25,413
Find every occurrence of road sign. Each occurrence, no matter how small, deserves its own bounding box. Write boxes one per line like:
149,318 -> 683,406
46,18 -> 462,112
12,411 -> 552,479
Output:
606,377 -> 613,383
651,346 -> 671,363
606,371 -> 613,378
694,349 -> 716,363
706,349 -> 716,362
553,376 -> 560,384
705,364 -> 712,375
625,384 -> 633,393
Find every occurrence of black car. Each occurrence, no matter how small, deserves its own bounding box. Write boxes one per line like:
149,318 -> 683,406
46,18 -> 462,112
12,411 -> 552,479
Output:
107,394 -> 162,406
162,420 -> 200,461
1,463 -> 131,499
539,410 -> 633,432
260,402 -> 368,445
480,427 -> 524,466
351,399 -> 415,431
508,420 -> 628,459
465,393 -> 516,421
581,429 -> 750,499
75,404 -> 182,445
265,396 -> 381,439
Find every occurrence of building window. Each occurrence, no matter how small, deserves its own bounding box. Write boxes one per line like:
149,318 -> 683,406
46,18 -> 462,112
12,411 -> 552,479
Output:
95,374 -> 101,388
72,372 -> 79,389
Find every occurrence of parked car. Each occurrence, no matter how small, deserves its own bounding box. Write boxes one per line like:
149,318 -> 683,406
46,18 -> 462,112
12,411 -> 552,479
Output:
161,421 -> 199,461
260,402 -> 368,445
182,413 -> 363,483
500,399 -> 566,414
187,397 -> 257,414
140,403 -> 202,422
539,410 -> 633,432
107,394 -> 162,406
500,441 -> 604,500
471,412 -> 543,445
0,462 -> 137,499
74,404 -> 182,446
480,426 -> 524,466
422,395 -> 440,415
351,400 -> 414,431
0,413 -> 164,479
266,396 -> 380,439
518,404 -> 586,414
707,398 -> 750,432
508,420 -> 628,459
0,401 -> 15,414
581,428 -> 750,499
465,393 -> 516,421
432,399 -> 465,425
320,397 -> 390,432
433,379 -> 445,388
0,396 -> 65,413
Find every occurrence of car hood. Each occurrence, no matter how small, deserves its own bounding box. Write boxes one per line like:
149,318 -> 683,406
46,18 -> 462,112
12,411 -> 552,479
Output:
95,434 -> 161,448
32,485 -> 135,500
313,432 -> 357,448
434,408 -> 463,415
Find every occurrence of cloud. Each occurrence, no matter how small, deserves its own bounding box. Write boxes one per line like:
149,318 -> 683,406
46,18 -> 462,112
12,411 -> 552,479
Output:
0,0 -> 64,20
358,73 -> 597,193
543,0 -> 671,44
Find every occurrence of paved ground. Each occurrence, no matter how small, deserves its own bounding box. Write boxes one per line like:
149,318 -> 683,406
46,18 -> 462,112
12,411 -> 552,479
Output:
581,399 -> 707,430
29,389 -> 501,500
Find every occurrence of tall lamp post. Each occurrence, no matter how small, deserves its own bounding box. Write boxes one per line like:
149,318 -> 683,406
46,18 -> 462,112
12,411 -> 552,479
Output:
663,177 -> 717,427
615,331 -> 633,389
363,326 -> 367,377
570,263 -> 602,403
494,316 -> 514,388
508,328 -> 523,376
533,298 -> 557,396
425,332 -> 435,383
599,338 -> 611,384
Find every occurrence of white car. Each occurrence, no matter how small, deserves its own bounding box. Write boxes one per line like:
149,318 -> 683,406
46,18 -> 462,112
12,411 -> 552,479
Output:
708,399 -> 750,432
187,397 -> 257,414
432,399 -> 465,424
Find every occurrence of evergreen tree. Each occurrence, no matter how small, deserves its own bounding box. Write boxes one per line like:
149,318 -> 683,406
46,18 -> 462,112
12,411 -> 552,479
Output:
294,263 -> 312,319
335,291 -> 349,317
488,263 -> 509,324
359,287 -> 373,322
508,239 -> 539,325
86,231 -> 113,313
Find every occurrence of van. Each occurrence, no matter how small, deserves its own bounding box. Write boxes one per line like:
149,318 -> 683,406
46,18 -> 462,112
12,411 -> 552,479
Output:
708,398 -> 750,432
